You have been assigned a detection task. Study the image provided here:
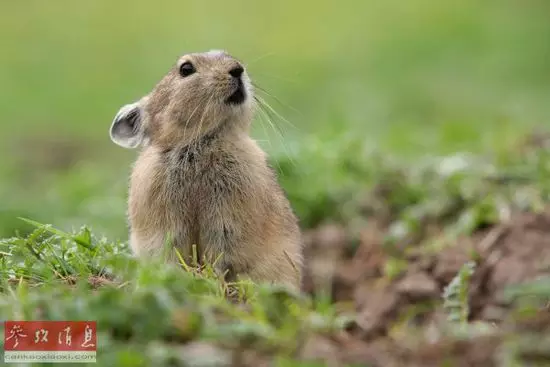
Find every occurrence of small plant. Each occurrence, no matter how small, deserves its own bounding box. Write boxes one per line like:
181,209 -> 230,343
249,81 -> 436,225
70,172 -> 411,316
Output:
442,261 -> 476,324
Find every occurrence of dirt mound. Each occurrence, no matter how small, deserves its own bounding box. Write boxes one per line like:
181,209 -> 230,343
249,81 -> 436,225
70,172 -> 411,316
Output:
300,209 -> 550,365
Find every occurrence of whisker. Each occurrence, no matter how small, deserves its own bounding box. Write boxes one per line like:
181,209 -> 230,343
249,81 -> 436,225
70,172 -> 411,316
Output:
253,96 -> 285,136
253,97 -> 276,155
253,84 -> 303,120
245,52 -> 276,66
255,98 -> 297,170
187,91 -> 216,164
181,102 -> 203,163
255,103 -> 285,174
255,94 -> 297,130
253,72 -> 298,85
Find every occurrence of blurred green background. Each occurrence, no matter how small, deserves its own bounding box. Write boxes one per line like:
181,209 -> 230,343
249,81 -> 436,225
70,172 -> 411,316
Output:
1,0 -> 549,239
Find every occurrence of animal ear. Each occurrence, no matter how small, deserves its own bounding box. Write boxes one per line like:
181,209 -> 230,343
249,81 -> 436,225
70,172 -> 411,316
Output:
109,102 -> 145,148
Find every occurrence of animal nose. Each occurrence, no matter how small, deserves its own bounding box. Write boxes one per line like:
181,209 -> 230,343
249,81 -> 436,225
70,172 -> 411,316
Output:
229,66 -> 244,78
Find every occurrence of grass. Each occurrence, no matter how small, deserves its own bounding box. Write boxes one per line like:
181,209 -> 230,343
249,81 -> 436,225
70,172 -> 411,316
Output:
0,220 -> 351,366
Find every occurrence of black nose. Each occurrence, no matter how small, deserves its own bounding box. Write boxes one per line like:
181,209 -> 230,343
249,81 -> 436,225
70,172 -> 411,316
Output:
229,66 -> 244,78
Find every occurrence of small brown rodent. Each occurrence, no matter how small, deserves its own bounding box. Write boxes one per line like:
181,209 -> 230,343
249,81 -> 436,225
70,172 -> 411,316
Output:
109,50 -> 303,290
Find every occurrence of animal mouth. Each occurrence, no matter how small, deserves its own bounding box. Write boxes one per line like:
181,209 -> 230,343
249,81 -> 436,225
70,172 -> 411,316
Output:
225,81 -> 246,105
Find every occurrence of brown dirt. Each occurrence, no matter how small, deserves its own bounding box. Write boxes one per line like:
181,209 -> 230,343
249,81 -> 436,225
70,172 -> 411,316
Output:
297,208 -> 550,366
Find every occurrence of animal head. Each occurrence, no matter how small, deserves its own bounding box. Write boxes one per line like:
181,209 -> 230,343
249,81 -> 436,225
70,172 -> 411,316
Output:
110,50 -> 254,149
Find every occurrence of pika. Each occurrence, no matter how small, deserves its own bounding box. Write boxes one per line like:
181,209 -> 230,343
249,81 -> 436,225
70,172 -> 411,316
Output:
109,50 -> 303,289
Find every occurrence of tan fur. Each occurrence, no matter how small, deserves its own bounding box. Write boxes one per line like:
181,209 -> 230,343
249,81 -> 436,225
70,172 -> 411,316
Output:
113,50 -> 302,289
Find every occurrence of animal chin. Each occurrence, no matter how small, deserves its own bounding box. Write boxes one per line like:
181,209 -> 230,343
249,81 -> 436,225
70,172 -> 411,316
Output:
225,85 -> 246,105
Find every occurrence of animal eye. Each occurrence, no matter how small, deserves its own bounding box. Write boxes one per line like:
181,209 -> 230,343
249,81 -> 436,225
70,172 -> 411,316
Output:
179,61 -> 196,77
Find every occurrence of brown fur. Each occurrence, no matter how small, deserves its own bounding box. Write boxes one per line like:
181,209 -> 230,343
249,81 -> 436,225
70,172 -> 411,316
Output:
110,50 -> 302,289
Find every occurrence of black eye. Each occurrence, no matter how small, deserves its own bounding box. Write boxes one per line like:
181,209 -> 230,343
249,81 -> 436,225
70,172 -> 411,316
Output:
179,62 -> 196,77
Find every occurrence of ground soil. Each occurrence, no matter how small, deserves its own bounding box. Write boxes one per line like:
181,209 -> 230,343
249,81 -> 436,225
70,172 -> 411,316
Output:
295,208 -> 550,366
